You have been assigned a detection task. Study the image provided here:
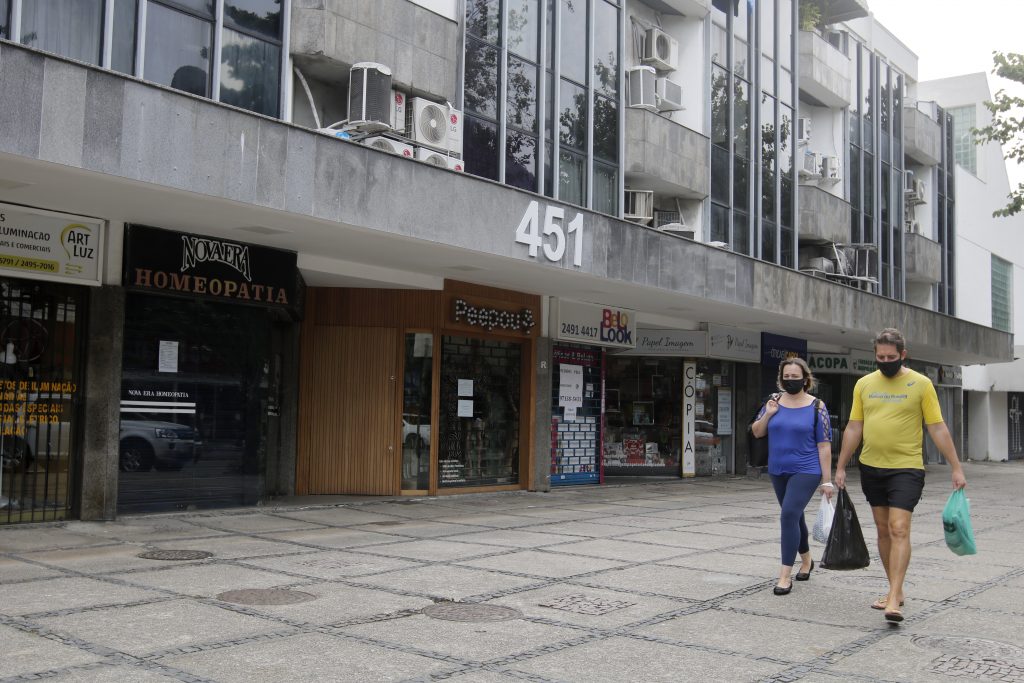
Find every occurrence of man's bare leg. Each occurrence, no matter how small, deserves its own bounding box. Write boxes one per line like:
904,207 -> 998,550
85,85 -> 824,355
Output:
883,507 -> 913,613
870,506 -> 904,608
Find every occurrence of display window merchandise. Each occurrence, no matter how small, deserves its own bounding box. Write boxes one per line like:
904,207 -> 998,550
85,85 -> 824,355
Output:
550,345 -> 603,486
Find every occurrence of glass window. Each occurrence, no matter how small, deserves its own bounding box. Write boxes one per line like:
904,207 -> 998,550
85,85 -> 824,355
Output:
168,0 -> 214,16
781,225 -> 794,267
949,105 -> 978,174
779,66 -> 792,105
225,0 -> 281,40
111,0 -> 138,75
734,79 -> 749,159
711,67 -> 730,147
711,145 -> 729,203
733,210 -> 750,255
509,0 -> 540,61
220,29 -> 280,116
779,0 -> 793,70
507,56 -> 538,133
464,38 -> 500,119
992,255 -> 1013,332
544,144 -> 554,197
559,79 -> 587,150
761,219 -> 777,262
560,0 -> 586,84
506,131 -> 537,191
761,94 -> 777,222
593,0 -> 618,97
761,0 -> 774,60
402,333 -> 433,491
711,202 -> 729,243
711,22 -> 727,66
1,0 -> 9,38
144,1 -> 212,97
20,0 -> 104,65
466,0 -> 500,43
779,104 -> 793,177
559,149 -> 585,206
439,336 -> 521,488
593,162 -> 617,216
594,95 -> 617,162
465,115 -> 500,181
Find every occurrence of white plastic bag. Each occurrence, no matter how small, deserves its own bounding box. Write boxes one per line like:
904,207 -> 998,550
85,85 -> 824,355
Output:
812,492 -> 835,544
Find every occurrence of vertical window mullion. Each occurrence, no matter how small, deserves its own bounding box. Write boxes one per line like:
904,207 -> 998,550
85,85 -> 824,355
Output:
102,0 -> 115,68
617,0 -> 625,218
135,0 -> 146,77
725,7 -> 734,246
280,0 -> 291,120
552,0 -> 561,200
752,3 -> 761,258
498,0 -> 508,184
584,0 -> 594,209
537,0 -> 547,197
10,0 -> 21,42
212,0 -> 224,101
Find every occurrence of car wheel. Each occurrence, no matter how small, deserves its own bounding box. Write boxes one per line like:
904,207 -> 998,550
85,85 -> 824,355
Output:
1,437 -> 31,472
119,438 -> 155,473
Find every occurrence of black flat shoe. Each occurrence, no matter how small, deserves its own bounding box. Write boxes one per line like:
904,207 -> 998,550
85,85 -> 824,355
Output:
773,582 -> 793,595
794,560 -> 815,581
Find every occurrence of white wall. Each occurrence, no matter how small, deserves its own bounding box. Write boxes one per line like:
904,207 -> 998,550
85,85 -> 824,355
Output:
409,0 -> 458,21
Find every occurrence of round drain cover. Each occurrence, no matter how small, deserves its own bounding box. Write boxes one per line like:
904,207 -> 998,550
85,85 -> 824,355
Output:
138,550 -> 213,561
216,588 -> 317,605
422,603 -> 523,623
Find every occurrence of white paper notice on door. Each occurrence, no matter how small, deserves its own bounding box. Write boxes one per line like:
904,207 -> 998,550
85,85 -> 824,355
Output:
559,364 -> 584,408
457,400 -> 474,417
158,340 -> 179,373
564,405 -> 578,422
458,379 -> 473,397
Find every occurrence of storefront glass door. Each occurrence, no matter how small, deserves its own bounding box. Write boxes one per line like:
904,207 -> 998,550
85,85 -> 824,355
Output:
438,336 -> 521,488
402,333 -> 433,491
118,294 -> 271,513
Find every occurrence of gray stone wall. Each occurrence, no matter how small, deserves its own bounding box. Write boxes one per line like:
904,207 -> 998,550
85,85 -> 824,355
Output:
797,186 -> 851,245
905,107 -> 942,166
905,232 -> 943,284
625,109 -> 710,199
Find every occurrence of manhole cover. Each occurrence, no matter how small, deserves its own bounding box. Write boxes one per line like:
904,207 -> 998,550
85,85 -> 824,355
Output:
421,602 -> 523,622
539,594 -> 635,615
913,636 -> 1024,680
216,588 -> 317,605
913,636 -> 1024,660
138,550 -> 213,561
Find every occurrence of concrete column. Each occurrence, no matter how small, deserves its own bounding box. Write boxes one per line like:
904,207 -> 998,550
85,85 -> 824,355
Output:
79,286 -> 124,520
532,337 -> 553,492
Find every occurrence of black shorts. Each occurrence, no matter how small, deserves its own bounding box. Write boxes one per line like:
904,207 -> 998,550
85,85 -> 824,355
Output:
859,464 -> 925,512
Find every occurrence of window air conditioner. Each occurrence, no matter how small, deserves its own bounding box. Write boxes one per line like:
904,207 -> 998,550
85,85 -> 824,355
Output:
659,222 -> 694,239
799,151 -> 822,178
913,178 -> 926,203
642,27 -> 678,72
627,66 -> 658,112
623,189 -> 654,225
406,98 -> 463,156
823,154 -> 841,181
807,256 -> 835,274
362,135 -> 413,158
797,117 -> 811,145
415,147 -> 464,172
390,90 -> 407,135
653,210 -> 680,228
655,77 -> 684,112
348,62 -> 393,133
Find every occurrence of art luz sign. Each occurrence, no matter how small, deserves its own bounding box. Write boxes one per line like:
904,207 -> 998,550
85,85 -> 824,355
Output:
554,300 -> 636,349
123,225 -> 299,312
706,324 -> 760,362
0,202 -> 104,286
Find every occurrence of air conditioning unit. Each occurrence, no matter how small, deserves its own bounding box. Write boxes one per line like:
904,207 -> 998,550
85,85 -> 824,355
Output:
807,256 -> 835,274
655,77 -> 684,112
822,154 -> 841,181
905,220 -> 920,234
797,117 -> 811,145
407,98 -> 463,156
799,151 -> 823,178
415,147 -> 464,171
653,209 -> 680,228
659,222 -> 694,239
627,66 -> 658,111
348,62 -> 393,132
390,90 -> 407,134
642,27 -> 678,71
316,126 -> 351,140
363,135 -> 413,158
912,178 -> 926,203
623,189 -> 654,225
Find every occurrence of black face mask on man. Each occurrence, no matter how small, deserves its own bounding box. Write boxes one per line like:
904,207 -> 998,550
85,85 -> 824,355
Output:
877,358 -> 903,378
781,379 -> 805,394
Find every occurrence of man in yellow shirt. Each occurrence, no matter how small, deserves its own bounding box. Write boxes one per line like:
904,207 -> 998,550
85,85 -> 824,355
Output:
835,328 -> 966,623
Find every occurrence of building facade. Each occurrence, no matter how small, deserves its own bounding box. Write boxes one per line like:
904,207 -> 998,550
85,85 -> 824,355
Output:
0,0 -> 1013,523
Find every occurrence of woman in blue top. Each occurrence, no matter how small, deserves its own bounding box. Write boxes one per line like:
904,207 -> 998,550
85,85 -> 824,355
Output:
751,358 -> 834,595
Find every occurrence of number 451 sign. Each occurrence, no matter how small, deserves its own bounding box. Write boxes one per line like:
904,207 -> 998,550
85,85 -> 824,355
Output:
514,200 -> 584,267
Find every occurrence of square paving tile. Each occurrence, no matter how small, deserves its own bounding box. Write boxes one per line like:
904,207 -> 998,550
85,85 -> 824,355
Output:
269,508 -> 408,526
607,529 -> 740,550
245,583 -> 433,626
108,564 -> 294,597
149,536 -> 312,561
546,539 -> 687,563
509,635 -> 784,682
512,520 -> 642,538
577,515 -> 691,530
430,513 -> 547,529
455,550 -> 628,578
161,632 -> 450,682
349,521 -> 493,539
239,550 -> 421,579
0,576 -> 159,616
0,556 -> 63,582
443,529 -> 584,548
0,527 -> 108,552
355,539 -> 507,562
353,564 -> 541,601
577,564 -> 759,601
487,584 -> 685,629
20,545 -> 204,574
913,606 -> 1024,646
198,514 -> 327,534
337,612 -> 583,662
78,519 -> 228,543
44,663 -> 182,682
36,598 -> 279,657
257,527 -> 405,549
0,624 -> 102,677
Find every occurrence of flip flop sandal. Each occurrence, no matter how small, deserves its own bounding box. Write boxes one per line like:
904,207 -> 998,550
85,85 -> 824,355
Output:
884,608 -> 904,623
871,597 -> 905,610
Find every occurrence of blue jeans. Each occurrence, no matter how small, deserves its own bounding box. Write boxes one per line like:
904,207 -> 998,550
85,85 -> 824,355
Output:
770,472 -> 821,566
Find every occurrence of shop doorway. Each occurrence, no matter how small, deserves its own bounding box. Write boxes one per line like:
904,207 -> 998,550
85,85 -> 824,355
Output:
1,278 -> 86,524
118,294 -> 275,513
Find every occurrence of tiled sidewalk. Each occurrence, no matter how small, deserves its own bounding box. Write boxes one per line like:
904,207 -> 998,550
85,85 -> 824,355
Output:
2,461 -> 1023,682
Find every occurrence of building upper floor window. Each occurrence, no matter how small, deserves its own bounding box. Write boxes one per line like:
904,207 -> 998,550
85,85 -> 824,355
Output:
992,254 -> 1013,333
949,105 -> 978,175
2,0 -> 284,119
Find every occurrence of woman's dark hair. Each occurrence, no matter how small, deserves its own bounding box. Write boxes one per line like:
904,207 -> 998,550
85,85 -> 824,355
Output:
873,327 -> 906,354
776,357 -> 815,393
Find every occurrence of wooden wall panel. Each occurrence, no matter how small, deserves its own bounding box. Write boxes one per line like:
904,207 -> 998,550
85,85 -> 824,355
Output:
296,326 -> 399,495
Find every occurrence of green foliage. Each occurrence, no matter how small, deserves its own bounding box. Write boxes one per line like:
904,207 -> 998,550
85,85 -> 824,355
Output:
973,52 -> 1024,217
799,3 -> 822,32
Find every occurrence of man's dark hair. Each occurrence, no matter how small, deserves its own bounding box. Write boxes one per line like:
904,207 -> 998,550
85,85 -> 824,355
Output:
873,328 -> 906,354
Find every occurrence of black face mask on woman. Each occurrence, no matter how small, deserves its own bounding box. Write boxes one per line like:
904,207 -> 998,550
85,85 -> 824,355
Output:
781,379 -> 805,394
877,359 -> 903,378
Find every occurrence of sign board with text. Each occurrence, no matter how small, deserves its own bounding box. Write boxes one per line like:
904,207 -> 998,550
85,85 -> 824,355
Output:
618,327 -> 707,356
554,300 -> 636,349
706,324 -> 760,362
0,202 -> 104,286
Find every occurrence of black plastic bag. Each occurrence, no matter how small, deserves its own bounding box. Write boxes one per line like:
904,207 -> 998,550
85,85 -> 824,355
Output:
820,488 -> 870,570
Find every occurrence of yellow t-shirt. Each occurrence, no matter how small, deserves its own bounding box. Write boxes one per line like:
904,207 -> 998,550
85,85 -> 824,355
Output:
849,368 -> 944,470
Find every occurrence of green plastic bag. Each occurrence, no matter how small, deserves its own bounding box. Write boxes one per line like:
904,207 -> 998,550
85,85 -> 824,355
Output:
942,489 -> 977,556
